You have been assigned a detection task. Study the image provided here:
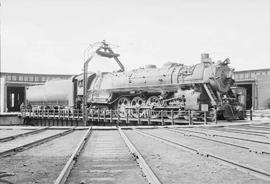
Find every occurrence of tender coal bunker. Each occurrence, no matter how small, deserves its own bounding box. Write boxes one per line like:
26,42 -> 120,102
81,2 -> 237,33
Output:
7,86 -> 25,112
237,84 -> 252,109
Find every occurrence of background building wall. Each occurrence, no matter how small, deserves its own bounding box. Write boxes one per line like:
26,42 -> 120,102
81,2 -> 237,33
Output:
234,68 -> 270,110
0,73 -> 73,113
256,75 -> 270,109
0,78 -> 5,113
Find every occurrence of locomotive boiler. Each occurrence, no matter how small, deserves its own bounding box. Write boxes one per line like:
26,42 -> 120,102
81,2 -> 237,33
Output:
26,42 -> 245,121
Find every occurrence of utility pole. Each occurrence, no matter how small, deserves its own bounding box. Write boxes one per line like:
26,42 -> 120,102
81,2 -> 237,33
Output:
82,54 -> 94,126
82,41 -> 123,126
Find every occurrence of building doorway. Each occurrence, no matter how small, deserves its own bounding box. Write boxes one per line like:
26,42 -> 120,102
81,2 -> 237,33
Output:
7,86 -> 25,112
237,84 -> 253,109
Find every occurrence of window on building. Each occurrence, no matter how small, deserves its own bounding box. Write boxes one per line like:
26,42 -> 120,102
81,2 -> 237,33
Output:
19,75 -> 23,81
29,76 -> 34,81
239,73 -> 244,79
24,76 -> 28,81
7,75 -> 11,81
35,76 -> 39,82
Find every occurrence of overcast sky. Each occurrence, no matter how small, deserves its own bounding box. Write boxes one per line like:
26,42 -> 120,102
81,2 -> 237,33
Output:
1,0 -> 270,74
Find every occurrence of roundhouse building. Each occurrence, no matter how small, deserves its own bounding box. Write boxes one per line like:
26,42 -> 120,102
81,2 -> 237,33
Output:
1,68 -> 270,113
233,68 -> 270,110
0,72 -> 73,113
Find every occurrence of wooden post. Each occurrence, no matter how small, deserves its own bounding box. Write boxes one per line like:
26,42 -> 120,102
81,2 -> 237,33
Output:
98,109 -> 100,122
104,109 -> 106,123
148,109 -> 151,125
91,110 -> 94,121
188,110 -> 191,125
204,111 -> 207,125
161,110 -> 164,126
214,109 -> 217,124
171,110 -> 174,125
110,110 -> 113,124
137,109 -> 141,125
250,109 -> 253,120
126,109 -> 129,125
42,109 -> 44,119
117,110 -> 120,127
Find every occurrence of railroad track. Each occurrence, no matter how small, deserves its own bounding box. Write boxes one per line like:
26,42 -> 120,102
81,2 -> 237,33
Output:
0,128 -> 75,157
200,126 -> 270,138
165,128 -> 270,156
174,127 -> 270,145
54,128 -> 161,184
211,126 -> 270,135
225,125 -> 270,133
0,127 -> 49,142
133,128 -> 270,181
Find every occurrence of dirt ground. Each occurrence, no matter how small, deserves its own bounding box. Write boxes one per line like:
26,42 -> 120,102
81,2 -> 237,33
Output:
141,129 -> 270,176
0,130 -> 86,183
125,129 -> 269,184
0,129 -> 34,139
0,129 -> 65,153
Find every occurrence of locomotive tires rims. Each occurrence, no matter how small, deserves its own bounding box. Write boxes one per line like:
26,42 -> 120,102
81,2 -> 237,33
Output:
146,96 -> 161,119
130,97 -> 146,118
116,97 -> 131,118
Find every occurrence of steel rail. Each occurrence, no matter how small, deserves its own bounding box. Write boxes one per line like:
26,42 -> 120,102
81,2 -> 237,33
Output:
247,125 -> 270,130
0,127 -> 49,142
222,127 -> 270,135
175,128 -> 270,145
118,127 -> 162,184
134,129 -> 270,181
198,127 -> 269,138
0,128 -> 75,158
166,129 -> 270,156
54,127 -> 92,184
234,125 -> 270,131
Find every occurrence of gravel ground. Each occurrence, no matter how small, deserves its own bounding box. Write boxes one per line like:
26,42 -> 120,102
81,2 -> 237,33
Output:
141,129 -> 270,177
66,130 -> 148,184
0,129 -> 67,153
125,129 -> 269,184
0,129 -> 36,139
0,130 -> 86,183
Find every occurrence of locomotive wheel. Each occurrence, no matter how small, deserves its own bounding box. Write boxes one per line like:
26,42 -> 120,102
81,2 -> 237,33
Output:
116,97 -> 131,118
146,96 -> 161,119
131,97 -> 146,118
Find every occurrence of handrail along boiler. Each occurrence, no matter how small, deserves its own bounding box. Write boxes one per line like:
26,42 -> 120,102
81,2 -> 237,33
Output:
25,42 -> 245,121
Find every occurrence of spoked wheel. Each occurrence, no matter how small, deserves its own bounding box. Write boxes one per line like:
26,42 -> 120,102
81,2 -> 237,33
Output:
116,97 -> 131,118
165,109 -> 184,119
146,96 -> 161,119
131,96 -> 146,118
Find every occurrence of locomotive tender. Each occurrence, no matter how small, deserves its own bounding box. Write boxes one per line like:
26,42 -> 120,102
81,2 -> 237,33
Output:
26,42 -> 245,121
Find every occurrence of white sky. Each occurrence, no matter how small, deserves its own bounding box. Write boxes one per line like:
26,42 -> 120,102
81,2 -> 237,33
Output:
1,0 -> 270,74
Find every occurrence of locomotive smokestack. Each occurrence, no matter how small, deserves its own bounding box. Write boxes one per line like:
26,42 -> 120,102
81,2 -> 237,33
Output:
201,53 -> 211,63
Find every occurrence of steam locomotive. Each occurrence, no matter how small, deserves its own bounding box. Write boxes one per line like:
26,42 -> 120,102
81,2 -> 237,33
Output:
26,43 -> 245,121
